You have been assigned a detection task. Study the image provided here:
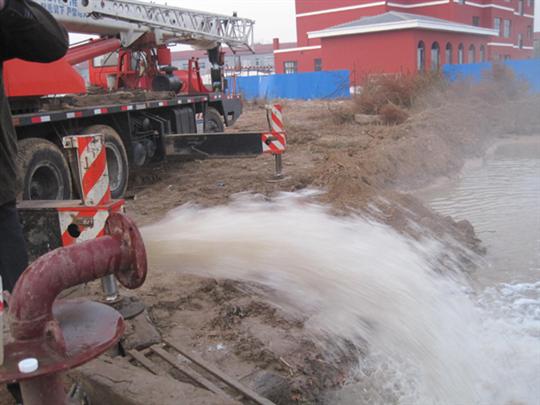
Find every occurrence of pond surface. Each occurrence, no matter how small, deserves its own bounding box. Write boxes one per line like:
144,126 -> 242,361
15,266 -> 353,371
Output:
418,136 -> 540,287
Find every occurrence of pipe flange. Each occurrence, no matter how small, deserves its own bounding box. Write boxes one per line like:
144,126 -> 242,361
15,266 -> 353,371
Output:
105,213 -> 147,289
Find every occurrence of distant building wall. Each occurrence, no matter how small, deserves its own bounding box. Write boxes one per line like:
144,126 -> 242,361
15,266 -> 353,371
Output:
277,0 -> 535,79
320,30 -> 417,83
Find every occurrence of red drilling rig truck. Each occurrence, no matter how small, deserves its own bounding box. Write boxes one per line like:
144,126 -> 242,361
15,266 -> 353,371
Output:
5,0 -> 283,201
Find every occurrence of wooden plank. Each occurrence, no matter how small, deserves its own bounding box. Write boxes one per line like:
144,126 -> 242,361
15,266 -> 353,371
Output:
163,339 -> 276,405
128,349 -> 163,376
150,345 -> 231,400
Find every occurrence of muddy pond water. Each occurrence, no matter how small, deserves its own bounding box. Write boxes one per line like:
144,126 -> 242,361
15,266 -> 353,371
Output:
418,136 -> 540,288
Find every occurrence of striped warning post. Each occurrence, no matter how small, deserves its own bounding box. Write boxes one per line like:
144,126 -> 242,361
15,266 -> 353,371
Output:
63,134 -> 111,206
263,104 -> 287,155
58,200 -> 124,247
269,104 -> 284,133
261,133 -> 286,154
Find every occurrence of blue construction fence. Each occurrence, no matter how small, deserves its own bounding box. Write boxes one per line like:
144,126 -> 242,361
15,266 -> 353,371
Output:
229,70 -> 351,100
442,59 -> 540,92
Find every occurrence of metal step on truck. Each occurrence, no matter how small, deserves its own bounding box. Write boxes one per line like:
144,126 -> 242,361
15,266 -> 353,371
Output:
6,0 -> 286,200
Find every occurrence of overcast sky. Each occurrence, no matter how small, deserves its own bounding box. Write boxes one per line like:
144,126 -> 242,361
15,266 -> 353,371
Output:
71,0 -> 538,45
167,0 -> 297,43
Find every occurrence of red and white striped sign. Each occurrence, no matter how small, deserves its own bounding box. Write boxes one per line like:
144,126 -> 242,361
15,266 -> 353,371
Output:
261,133 -> 286,154
58,200 -> 124,246
269,104 -> 285,133
63,134 -> 111,206
263,104 -> 287,154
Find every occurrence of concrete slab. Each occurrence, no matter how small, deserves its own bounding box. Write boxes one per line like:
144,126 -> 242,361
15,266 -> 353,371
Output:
69,357 -> 240,405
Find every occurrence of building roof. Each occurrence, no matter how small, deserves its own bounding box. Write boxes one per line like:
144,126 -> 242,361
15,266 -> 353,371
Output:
308,11 -> 498,39
172,42 -> 296,60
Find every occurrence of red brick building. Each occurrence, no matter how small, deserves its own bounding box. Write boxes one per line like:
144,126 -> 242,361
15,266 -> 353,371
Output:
274,0 -> 535,83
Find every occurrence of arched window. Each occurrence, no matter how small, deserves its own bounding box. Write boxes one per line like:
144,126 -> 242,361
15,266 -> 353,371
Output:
417,41 -> 425,72
479,45 -> 486,62
431,42 -> 440,70
468,44 -> 476,63
445,43 -> 453,64
458,43 -> 464,64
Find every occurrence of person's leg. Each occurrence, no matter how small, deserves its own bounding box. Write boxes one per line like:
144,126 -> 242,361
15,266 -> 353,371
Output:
0,200 -> 28,292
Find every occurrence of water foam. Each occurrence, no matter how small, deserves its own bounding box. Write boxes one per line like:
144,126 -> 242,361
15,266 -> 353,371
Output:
142,192 -> 540,404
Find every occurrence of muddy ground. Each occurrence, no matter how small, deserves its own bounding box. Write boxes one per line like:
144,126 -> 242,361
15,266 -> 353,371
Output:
2,80 -> 539,404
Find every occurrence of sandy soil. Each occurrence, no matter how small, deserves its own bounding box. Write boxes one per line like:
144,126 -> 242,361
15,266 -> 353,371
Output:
2,84 -> 539,404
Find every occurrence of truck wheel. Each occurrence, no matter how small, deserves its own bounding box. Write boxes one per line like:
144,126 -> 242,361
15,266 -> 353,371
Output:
205,107 -> 225,133
82,125 -> 129,199
17,138 -> 72,200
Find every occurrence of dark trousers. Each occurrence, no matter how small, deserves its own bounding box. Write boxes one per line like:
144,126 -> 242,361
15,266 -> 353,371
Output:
0,200 -> 28,293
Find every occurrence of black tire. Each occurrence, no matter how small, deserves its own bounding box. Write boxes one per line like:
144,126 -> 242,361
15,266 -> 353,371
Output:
17,138 -> 72,201
205,107 -> 225,133
82,125 -> 129,199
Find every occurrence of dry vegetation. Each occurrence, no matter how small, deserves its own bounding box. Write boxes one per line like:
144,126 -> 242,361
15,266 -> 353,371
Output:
348,65 -> 530,125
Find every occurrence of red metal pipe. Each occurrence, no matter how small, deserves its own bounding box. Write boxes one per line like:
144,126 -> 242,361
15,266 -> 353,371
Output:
65,37 -> 122,66
8,213 -> 146,341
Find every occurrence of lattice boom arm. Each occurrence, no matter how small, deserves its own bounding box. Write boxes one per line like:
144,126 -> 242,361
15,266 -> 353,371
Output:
79,0 -> 254,49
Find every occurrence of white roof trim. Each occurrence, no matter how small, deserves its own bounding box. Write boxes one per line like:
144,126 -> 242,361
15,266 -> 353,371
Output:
296,2 -> 386,18
296,0 -> 534,18
309,19 -> 498,39
388,1 -> 450,9
274,45 -> 321,54
487,42 -> 514,47
454,0 -> 533,16
460,1 -> 514,12
487,42 -> 534,50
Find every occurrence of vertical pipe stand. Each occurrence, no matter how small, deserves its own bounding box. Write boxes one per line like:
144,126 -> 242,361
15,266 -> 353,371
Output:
101,275 -> 120,303
273,153 -> 284,179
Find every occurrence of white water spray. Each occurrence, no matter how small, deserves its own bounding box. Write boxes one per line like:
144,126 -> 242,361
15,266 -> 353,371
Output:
142,192 -> 540,405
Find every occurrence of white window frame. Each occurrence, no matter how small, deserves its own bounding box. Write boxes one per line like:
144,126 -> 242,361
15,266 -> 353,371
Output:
445,42 -> 453,64
493,17 -> 501,36
503,19 -> 511,38
431,42 -> 440,70
283,61 -> 297,74
417,41 -> 426,71
468,44 -> 476,63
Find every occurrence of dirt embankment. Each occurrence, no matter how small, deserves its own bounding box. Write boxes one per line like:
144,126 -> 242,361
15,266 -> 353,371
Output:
112,76 -> 540,404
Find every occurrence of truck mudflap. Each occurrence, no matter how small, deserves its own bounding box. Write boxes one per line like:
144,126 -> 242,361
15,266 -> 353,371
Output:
220,97 -> 243,126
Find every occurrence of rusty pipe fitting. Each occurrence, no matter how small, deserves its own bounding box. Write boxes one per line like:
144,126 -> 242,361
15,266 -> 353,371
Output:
9,213 -> 146,341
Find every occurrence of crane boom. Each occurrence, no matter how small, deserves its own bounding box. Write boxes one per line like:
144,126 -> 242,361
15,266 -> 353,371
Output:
78,0 -> 255,51
35,0 -> 145,38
